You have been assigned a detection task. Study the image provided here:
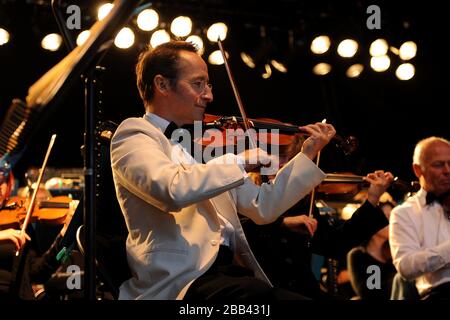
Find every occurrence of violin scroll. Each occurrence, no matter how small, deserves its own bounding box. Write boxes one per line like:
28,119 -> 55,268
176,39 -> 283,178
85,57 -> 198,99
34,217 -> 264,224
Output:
333,135 -> 359,156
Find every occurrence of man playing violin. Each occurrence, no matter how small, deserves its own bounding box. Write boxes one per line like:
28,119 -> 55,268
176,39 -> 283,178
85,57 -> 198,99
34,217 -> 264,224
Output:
110,41 -> 336,300
390,136 -> 450,300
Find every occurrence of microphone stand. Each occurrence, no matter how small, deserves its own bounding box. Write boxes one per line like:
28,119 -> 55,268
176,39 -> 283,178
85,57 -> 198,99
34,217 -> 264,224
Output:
50,0 -> 102,298
47,0 -> 142,300
83,63 -> 109,299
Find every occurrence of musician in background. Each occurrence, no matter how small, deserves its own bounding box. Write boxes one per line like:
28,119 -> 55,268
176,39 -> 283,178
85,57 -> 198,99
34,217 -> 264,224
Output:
390,136 -> 450,300
0,168 -> 77,299
241,135 -> 394,299
1,163 -> 28,298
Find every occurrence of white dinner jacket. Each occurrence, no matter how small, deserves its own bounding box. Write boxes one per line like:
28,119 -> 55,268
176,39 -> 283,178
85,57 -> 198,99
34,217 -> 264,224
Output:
111,116 -> 325,299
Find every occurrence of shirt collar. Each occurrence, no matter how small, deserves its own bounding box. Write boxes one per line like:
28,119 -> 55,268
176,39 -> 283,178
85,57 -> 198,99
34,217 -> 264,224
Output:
144,112 -> 170,133
415,188 -> 445,209
416,188 -> 428,207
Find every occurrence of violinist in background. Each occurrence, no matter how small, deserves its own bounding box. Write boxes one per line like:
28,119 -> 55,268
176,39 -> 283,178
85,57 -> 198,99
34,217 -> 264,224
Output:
1,163 -> 29,298
390,136 -> 450,300
0,168 -> 77,299
241,134 -> 394,299
110,41 -> 336,300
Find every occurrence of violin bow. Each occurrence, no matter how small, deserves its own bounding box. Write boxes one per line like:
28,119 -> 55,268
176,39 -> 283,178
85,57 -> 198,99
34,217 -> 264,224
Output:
16,134 -> 57,256
308,119 -> 327,218
217,38 -> 257,150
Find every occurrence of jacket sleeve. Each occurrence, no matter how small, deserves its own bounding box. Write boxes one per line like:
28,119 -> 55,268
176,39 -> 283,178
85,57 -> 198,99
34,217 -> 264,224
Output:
110,121 -> 245,212
312,200 -> 389,259
234,152 -> 326,225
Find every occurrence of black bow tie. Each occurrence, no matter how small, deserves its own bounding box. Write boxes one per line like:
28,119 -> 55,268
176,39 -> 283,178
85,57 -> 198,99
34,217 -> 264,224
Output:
163,121 -> 180,140
426,190 -> 450,205
163,122 -> 195,142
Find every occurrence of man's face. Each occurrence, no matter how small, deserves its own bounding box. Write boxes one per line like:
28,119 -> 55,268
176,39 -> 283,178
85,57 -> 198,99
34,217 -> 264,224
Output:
414,141 -> 450,195
167,50 -> 213,126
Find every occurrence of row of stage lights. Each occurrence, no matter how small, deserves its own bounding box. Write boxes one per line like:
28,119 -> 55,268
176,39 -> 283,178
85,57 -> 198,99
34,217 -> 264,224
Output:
308,36 -> 417,80
0,3 -> 229,62
0,3 -> 417,80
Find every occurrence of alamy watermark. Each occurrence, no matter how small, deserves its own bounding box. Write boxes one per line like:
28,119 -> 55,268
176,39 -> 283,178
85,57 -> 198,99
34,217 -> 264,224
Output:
66,5 -> 81,30
168,121 -> 280,175
366,264 -> 381,290
366,5 -> 381,30
66,264 -> 82,290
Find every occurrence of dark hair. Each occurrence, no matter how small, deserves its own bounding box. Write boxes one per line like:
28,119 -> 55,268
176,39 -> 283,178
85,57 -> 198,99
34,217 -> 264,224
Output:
136,41 -> 198,106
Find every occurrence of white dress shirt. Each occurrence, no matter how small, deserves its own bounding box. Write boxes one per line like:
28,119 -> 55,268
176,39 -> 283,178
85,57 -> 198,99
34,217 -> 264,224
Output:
390,188 -> 450,296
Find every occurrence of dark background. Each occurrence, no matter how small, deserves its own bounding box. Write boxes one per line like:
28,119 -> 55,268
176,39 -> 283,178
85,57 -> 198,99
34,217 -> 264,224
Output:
0,0 -> 448,185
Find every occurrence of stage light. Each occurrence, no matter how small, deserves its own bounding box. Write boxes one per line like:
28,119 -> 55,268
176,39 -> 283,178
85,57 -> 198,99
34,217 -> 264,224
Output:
76,30 -> 90,46
186,35 -> 204,55
207,22 -> 228,42
337,39 -> 358,58
310,35 -> 330,54
270,59 -> 287,73
170,16 -> 192,37
137,9 -> 159,31
370,55 -> 390,72
238,26 -> 289,75
241,52 -> 255,68
346,64 -> 364,78
389,46 -> 399,55
0,28 -> 9,45
261,63 -> 272,79
208,50 -> 226,65
98,3 -> 114,21
399,41 -> 417,60
369,39 -> 388,57
396,63 -> 415,80
341,203 -> 360,220
238,26 -> 270,70
312,63 -> 331,75
41,33 -> 62,51
150,29 -> 171,48
114,27 -> 135,49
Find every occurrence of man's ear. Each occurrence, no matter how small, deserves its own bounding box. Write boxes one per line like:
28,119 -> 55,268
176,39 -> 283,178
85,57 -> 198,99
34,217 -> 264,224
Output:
154,75 -> 169,94
412,163 -> 422,179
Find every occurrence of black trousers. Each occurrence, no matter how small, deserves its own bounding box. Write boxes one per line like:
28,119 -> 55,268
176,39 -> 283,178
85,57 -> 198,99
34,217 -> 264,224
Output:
184,245 -> 310,301
422,281 -> 450,300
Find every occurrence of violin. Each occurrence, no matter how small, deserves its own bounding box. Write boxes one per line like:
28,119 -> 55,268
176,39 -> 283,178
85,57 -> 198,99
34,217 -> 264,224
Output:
317,173 -> 420,201
0,195 -> 72,229
199,114 -> 359,156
